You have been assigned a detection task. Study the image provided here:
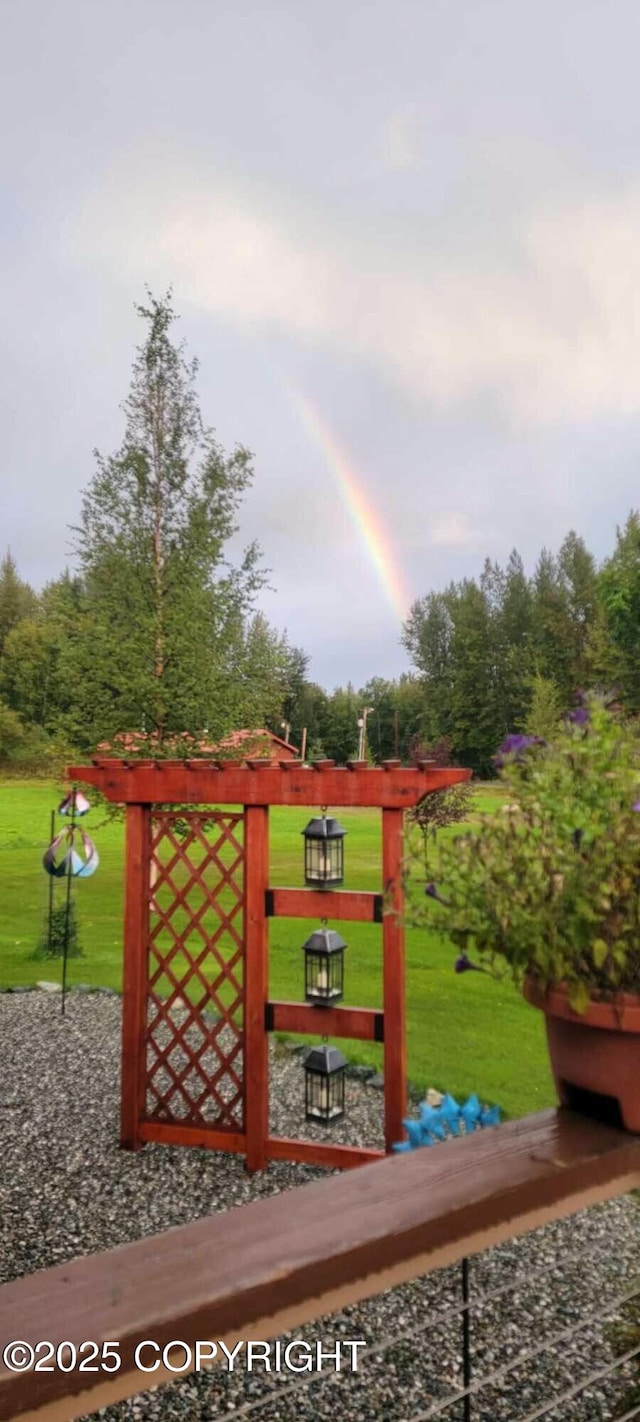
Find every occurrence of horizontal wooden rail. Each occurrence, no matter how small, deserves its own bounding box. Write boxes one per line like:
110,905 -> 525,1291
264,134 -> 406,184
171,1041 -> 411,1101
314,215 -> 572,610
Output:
2,1109 -> 640,1421
266,1138 -> 384,1168
266,887 -> 383,922
138,1123 -> 246,1153
67,762 -> 472,808
267,1000 -> 384,1041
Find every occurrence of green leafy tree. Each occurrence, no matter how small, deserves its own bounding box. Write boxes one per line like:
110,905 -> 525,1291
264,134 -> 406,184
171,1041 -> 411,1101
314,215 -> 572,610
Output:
598,511 -> 640,710
500,549 -> 534,730
402,591 -> 455,743
406,732 -> 473,868
291,680 -> 329,757
557,531 -> 598,690
530,547 -> 573,698
523,672 -> 564,740
321,684 -> 360,763
0,551 -> 38,657
224,612 -> 292,729
446,578 -> 505,775
0,618 -> 51,725
0,696 -> 26,759
71,290 -> 264,748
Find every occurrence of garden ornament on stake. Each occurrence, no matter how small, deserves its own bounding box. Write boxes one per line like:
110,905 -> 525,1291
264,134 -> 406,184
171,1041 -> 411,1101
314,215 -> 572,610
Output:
42,789 -> 98,1015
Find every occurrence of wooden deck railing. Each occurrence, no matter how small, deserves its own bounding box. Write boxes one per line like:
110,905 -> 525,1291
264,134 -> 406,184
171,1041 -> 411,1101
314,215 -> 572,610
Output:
2,1108 -> 640,1422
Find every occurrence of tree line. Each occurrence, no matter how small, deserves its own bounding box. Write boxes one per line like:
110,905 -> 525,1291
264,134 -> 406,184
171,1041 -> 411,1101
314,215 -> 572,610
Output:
402,517 -> 640,774
1,290 -> 640,776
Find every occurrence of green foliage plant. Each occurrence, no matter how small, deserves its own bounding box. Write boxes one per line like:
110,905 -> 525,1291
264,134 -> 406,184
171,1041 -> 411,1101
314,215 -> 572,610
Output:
35,897 -> 83,960
406,734 -> 473,870
419,694 -> 640,1013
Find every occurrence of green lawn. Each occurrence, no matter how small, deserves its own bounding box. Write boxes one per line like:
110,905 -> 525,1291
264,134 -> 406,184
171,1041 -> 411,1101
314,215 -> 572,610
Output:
0,776 -> 554,1121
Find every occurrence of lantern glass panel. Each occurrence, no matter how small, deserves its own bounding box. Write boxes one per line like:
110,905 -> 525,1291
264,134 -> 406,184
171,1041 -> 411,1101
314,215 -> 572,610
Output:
305,1067 -> 345,1122
302,817 -> 346,888
303,929 -> 346,1005
304,1044 -> 347,1123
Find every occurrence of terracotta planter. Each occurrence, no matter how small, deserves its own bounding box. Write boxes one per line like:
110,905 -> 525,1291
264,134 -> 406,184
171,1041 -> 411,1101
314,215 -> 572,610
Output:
523,977 -> 640,1133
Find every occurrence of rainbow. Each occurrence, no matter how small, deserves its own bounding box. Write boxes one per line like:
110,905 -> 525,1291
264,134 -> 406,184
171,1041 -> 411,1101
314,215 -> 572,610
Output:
287,383 -> 413,624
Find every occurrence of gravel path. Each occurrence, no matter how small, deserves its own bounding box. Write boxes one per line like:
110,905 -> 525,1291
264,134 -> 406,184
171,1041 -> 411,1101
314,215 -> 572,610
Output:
1,990 -> 639,1422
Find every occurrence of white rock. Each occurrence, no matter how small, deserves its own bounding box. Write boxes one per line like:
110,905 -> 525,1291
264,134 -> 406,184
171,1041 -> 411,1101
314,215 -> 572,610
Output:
425,1087 -> 443,1106
36,980 -> 63,993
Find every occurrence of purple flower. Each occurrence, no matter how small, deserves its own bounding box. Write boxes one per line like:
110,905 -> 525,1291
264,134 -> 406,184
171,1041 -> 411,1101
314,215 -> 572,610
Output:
425,882 -> 451,906
493,734 -> 545,768
455,953 -> 490,975
633,802 -> 640,813
567,706 -> 589,726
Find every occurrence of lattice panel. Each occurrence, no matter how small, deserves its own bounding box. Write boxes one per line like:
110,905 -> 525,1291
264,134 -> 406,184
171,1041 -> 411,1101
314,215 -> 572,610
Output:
144,811 -> 245,1131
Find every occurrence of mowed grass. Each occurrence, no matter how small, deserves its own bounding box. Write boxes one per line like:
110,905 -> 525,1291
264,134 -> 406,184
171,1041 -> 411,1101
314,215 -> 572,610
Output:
0,777 -> 554,1120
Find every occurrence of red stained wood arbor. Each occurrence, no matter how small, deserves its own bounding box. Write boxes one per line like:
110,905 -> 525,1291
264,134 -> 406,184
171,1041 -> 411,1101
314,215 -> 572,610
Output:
68,758 -> 471,1171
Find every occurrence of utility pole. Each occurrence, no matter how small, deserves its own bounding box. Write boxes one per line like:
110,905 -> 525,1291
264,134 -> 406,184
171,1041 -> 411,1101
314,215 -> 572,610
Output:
358,707 -> 374,761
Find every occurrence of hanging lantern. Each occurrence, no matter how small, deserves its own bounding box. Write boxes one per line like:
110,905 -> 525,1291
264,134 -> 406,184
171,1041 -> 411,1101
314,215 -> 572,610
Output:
302,812 -> 346,888
302,926 -> 346,1005
304,1043 -> 347,1123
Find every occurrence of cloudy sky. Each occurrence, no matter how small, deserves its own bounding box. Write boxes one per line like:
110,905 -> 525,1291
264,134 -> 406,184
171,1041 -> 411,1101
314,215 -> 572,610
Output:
3,1 -> 640,690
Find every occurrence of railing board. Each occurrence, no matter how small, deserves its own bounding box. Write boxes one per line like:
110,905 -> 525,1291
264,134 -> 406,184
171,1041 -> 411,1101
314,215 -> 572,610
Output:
3,1109 -> 640,1421
267,1000 -> 383,1040
266,887 -> 383,922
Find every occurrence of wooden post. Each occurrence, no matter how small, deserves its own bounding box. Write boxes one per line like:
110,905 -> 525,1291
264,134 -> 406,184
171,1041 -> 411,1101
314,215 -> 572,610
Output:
120,804 -> 151,1150
382,807 -> 407,1152
244,805 -> 270,1172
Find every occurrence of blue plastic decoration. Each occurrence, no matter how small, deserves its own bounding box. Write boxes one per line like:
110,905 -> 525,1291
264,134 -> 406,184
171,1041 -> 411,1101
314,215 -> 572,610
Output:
460,1094 -> 482,1132
393,1094 -> 501,1153
403,1119 -> 424,1148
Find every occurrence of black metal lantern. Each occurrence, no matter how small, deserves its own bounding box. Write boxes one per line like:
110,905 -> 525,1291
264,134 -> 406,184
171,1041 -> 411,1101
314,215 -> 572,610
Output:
304,1042 -> 347,1123
302,813 -> 346,888
303,926 -> 346,1005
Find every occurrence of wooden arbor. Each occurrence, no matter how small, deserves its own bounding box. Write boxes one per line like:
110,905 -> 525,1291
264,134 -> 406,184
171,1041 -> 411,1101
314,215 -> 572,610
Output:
68,758 -> 471,1171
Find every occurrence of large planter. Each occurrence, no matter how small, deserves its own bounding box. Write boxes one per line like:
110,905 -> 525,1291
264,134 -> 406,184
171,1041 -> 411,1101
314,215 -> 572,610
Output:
524,977 -> 640,1133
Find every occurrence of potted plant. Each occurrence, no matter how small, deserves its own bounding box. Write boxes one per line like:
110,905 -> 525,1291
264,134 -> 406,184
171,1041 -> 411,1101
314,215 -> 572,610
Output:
418,693 -> 640,1131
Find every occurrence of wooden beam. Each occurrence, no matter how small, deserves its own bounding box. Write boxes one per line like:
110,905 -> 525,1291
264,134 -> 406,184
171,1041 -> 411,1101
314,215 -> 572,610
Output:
244,807 -> 270,1172
267,1001 -> 383,1041
266,887 -> 383,922
381,807 -> 406,1153
2,1112 -> 640,1421
138,1123 -> 246,1153
120,806 -> 150,1151
66,763 -> 472,808
266,1138 -> 384,1168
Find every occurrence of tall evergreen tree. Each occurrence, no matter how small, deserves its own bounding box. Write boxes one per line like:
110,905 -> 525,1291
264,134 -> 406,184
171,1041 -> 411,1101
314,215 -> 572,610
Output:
71,291 -> 264,747
402,591 -> 455,742
500,549 -> 534,729
0,551 -> 38,656
530,548 -> 573,698
598,511 -> 640,709
557,531 -> 598,692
